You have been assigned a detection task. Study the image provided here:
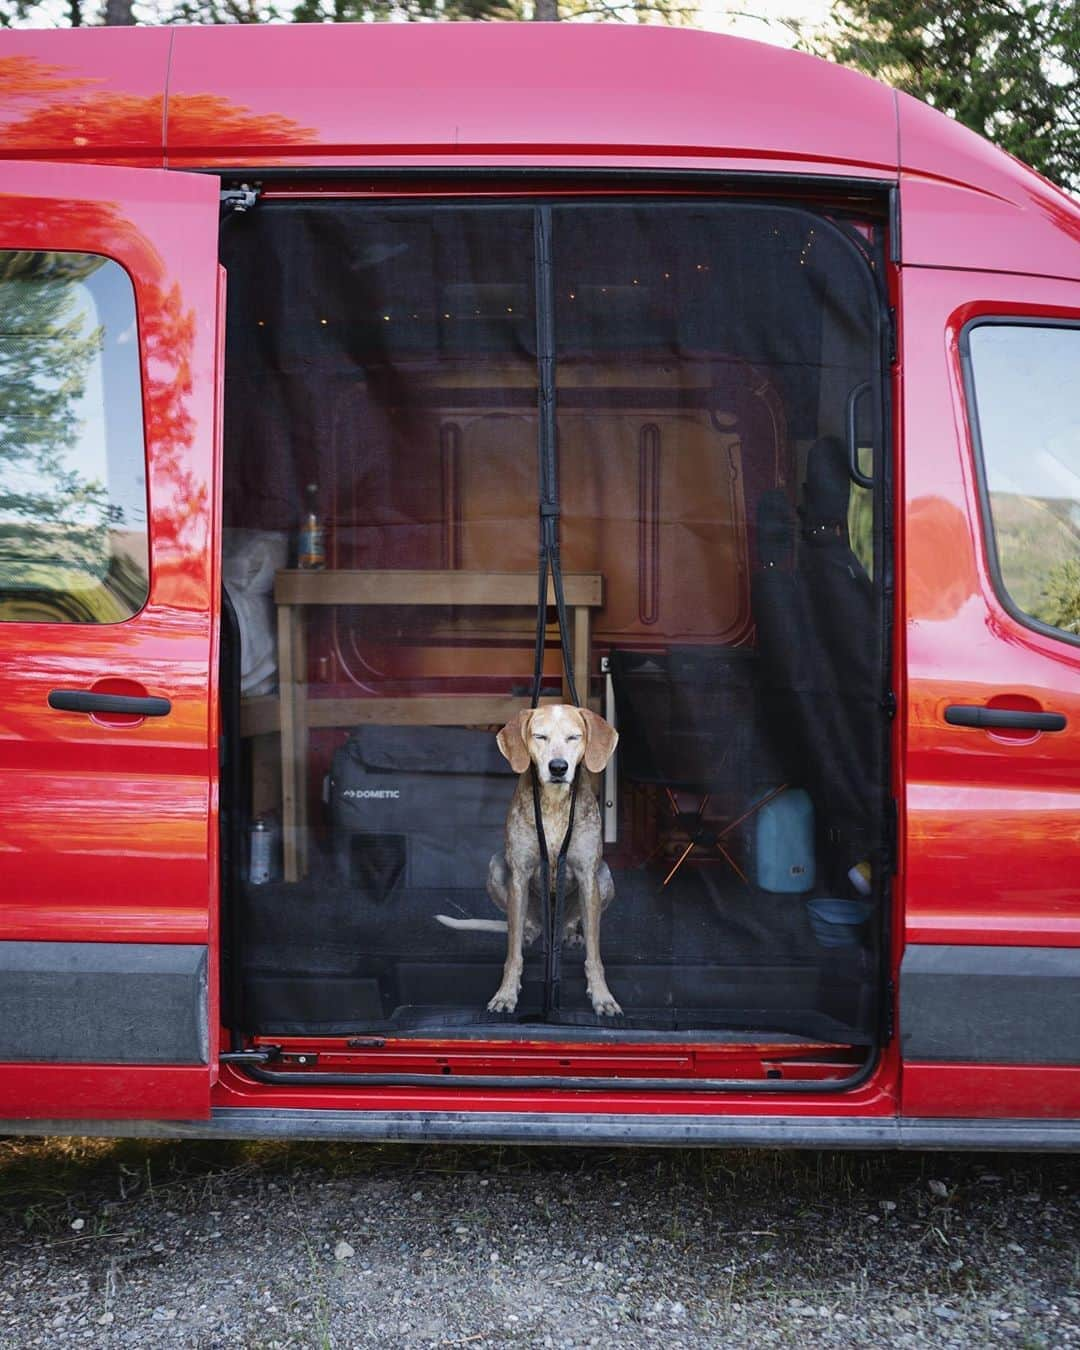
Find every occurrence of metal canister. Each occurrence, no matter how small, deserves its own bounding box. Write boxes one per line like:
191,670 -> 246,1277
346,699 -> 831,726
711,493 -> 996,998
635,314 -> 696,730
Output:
249,817 -> 273,885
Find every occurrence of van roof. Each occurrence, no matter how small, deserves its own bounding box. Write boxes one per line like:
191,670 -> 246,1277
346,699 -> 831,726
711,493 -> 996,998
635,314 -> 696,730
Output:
1,23 -> 1078,276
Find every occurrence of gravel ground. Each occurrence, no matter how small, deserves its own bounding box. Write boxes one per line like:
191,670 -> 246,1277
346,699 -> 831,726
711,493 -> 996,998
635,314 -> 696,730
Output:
0,1136 -> 1077,1348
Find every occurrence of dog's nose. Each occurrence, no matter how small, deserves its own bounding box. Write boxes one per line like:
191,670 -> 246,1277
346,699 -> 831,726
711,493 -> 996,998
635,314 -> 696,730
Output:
548,758 -> 568,779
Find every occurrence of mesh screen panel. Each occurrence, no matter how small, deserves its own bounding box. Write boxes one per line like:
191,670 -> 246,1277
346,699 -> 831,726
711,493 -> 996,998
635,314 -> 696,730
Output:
222,199 -> 888,1043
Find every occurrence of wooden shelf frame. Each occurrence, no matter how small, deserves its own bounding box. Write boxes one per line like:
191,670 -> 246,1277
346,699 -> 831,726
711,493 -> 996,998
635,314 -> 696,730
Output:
261,569 -> 604,881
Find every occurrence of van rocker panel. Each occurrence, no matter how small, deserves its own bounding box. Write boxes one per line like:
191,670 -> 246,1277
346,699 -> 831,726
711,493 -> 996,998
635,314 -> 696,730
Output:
0,942 -> 208,1065
901,945 -> 1080,1065
3,1109 -> 1080,1152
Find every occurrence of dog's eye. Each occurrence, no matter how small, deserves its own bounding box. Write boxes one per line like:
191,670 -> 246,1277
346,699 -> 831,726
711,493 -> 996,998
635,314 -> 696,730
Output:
533,733 -> 548,742
566,734 -> 581,741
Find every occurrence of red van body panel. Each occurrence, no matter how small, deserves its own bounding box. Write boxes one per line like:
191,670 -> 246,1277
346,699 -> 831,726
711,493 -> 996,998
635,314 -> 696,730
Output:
897,93 -> 1080,281
0,28 -> 170,167
903,1064 -> 1080,1120
163,24 -> 899,175
899,266 -> 1080,1120
0,25 -> 1078,1142
901,268 -> 1080,951
0,159 -> 221,1119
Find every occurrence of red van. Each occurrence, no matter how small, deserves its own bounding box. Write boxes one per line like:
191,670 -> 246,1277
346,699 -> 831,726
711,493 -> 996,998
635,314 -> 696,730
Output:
0,22 -> 1077,1148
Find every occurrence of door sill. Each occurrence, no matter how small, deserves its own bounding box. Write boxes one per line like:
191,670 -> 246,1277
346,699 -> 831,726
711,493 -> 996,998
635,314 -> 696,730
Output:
236,1034 -> 874,1092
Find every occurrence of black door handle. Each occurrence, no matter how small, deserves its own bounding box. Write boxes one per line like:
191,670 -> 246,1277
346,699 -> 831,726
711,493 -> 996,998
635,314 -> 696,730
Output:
48,690 -> 172,718
945,705 -> 1067,732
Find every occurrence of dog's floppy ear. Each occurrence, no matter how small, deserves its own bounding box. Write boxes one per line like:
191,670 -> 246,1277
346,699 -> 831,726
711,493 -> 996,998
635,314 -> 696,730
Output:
496,709 -> 533,774
580,707 -> 619,773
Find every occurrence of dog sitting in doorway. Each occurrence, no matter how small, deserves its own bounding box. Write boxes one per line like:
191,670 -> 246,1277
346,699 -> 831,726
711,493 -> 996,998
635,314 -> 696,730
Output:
435,705 -> 621,1016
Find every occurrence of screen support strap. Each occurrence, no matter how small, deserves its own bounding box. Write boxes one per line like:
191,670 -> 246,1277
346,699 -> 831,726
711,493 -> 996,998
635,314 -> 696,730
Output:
530,204 -> 580,1019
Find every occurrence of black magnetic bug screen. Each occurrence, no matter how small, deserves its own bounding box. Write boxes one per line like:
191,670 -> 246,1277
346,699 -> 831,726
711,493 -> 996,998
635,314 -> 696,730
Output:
220,197 -> 889,1047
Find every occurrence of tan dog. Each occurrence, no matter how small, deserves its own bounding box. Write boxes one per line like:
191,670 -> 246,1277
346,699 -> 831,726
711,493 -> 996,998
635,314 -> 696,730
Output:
437,704 -> 620,1016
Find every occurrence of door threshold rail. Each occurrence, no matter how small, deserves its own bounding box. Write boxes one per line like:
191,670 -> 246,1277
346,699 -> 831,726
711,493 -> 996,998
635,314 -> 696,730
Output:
236,1043 -> 877,1094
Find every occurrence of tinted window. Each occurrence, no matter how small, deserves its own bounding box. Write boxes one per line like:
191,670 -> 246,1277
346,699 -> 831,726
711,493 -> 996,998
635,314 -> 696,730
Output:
0,251 -> 148,623
969,324 -> 1080,639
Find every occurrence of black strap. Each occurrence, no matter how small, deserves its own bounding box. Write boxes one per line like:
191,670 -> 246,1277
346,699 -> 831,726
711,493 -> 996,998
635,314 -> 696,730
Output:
530,203 -> 580,1019
531,205 -> 579,711
549,769 -> 579,1013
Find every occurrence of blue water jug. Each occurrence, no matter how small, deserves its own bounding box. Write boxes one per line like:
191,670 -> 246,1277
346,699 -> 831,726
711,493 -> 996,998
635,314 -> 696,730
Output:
754,788 -> 815,893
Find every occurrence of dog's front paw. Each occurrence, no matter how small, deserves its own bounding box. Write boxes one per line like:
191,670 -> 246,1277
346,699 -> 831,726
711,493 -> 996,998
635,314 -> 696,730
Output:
487,989 -> 519,1014
589,988 -> 622,1017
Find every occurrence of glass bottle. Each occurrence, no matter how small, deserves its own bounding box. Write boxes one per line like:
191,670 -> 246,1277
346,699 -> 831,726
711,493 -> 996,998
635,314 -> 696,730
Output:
297,482 -> 326,570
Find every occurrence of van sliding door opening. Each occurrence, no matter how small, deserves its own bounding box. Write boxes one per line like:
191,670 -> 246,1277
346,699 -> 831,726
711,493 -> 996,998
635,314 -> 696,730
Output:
220,197 -> 889,1066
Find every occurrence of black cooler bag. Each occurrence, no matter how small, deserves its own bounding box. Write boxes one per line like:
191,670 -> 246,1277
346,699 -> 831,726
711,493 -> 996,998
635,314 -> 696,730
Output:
328,725 -> 516,899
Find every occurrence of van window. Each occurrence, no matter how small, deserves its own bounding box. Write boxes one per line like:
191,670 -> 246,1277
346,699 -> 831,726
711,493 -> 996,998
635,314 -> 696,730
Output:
0,251 -> 148,623
968,323 -> 1080,639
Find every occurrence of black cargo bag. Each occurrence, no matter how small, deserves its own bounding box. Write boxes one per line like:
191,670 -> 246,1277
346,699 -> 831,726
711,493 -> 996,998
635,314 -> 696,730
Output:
328,725 -> 516,900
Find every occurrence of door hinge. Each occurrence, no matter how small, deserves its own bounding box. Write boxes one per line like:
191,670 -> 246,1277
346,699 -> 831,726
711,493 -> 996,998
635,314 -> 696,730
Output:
884,978 -> 897,1043
221,184 -> 261,215
881,689 -> 897,719
887,307 -> 898,366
